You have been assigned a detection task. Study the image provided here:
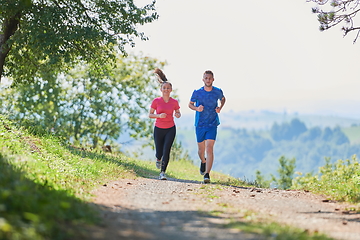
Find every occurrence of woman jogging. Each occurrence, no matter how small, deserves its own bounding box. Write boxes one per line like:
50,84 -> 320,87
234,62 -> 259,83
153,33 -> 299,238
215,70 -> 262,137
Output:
149,68 -> 181,180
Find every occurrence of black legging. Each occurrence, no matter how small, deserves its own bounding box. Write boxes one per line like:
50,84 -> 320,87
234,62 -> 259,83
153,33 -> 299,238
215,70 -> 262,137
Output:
154,125 -> 176,172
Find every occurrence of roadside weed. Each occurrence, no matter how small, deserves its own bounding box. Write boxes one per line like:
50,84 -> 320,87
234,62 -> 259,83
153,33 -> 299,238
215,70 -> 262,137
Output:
293,156 -> 360,204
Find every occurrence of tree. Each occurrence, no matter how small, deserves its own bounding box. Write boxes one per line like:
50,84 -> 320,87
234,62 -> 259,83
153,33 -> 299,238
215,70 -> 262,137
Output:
0,53 -> 165,148
309,0 -> 360,43
0,0 -> 158,83
298,126 -> 322,142
270,118 -> 307,141
271,156 -> 296,190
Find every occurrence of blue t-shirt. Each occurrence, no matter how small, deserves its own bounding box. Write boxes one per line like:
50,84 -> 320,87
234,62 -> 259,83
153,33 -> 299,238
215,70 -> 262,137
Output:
190,86 -> 224,127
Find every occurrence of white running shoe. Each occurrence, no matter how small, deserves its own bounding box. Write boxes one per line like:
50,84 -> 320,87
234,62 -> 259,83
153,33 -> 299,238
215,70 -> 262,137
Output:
159,171 -> 167,180
156,159 -> 161,169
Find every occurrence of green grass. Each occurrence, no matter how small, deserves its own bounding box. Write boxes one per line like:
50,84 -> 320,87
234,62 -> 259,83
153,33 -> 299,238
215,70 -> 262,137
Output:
293,156 -> 360,204
0,115 -> 251,239
0,114 -> 350,240
224,220 -> 333,240
0,115 -> 157,239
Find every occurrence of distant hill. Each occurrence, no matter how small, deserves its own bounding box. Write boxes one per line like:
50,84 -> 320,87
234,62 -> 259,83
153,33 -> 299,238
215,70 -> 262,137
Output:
120,110 -> 360,181
176,110 -> 360,131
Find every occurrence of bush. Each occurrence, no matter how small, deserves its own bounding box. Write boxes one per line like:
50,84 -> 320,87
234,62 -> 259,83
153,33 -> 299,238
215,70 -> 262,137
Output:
293,155 -> 360,203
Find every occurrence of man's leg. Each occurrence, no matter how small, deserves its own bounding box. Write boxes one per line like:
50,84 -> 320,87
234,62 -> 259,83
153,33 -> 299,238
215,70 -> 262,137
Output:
197,141 -> 206,163
205,139 -> 215,174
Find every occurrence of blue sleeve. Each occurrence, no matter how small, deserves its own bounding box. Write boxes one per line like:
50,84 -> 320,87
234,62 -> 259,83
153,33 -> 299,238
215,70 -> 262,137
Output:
190,90 -> 197,103
218,89 -> 224,100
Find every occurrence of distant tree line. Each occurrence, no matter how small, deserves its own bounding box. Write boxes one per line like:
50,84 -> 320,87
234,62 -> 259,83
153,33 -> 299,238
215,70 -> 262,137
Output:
270,118 -> 349,145
197,118 -> 360,180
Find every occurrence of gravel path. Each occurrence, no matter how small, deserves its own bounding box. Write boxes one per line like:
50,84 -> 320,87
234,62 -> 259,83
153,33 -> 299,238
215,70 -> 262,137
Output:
89,177 -> 360,240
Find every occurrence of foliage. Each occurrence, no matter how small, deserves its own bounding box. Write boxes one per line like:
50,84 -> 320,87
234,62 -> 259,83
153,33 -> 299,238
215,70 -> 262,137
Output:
0,114 -> 357,239
213,128 -> 273,178
255,170 -> 271,188
0,0 -> 158,83
271,156 -> 296,190
170,138 -> 192,162
0,114 -> 132,239
0,53 -> 164,148
255,156 -> 296,190
270,118 -> 307,141
293,155 -> 360,203
308,0 -> 360,43
225,220 -> 333,240
0,113 -> 255,239
208,118 -> 359,180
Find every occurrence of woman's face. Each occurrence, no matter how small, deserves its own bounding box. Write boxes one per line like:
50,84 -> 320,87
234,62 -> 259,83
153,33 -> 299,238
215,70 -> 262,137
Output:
161,82 -> 172,94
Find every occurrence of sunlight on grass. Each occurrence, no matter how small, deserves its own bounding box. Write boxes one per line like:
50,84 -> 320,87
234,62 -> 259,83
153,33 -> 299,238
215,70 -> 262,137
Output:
1,114 -> 357,240
293,156 -> 360,204
225,220 -> 334,240
0,115 -> 145,239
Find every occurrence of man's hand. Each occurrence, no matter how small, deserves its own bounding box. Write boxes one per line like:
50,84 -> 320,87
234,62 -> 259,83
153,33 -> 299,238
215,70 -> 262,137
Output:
197,105 -> 204,112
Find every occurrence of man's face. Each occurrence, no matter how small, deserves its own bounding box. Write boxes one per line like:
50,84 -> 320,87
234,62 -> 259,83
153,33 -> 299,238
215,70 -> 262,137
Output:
203,73 -> 214,87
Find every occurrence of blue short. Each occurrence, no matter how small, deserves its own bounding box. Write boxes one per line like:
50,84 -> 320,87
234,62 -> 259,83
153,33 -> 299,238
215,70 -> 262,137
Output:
196,127 -> 217,143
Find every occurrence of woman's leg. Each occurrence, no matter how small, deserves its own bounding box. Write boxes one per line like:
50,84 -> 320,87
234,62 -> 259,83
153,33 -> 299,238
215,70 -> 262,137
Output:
161,126 -> 176,172
154,126 -> 165,161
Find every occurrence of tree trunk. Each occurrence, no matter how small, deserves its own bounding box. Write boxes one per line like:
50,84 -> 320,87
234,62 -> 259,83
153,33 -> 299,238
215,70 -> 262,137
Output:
0,13 -> 21,82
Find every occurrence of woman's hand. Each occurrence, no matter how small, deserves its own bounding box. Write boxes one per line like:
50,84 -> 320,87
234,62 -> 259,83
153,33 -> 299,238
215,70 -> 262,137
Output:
158,113 -> 167,118
174,112 -> 181,118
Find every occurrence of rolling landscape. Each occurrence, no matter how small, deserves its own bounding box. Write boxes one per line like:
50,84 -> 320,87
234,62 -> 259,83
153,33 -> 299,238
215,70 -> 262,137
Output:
124,110 -> 360,182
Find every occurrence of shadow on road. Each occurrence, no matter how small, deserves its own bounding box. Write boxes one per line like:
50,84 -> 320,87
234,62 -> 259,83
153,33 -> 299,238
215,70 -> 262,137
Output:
86,204 -> 264,240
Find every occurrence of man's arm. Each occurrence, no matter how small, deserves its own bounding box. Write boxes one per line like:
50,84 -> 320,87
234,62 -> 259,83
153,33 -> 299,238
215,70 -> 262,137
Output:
189,101 -> 203,112
216,97 -> 226,113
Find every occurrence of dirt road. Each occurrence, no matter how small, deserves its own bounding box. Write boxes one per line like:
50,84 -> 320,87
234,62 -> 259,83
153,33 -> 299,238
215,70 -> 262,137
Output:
89,177 -> 360,240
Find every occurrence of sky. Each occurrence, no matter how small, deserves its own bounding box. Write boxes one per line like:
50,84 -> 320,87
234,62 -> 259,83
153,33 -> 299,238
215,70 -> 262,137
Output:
127,0 -> 360,118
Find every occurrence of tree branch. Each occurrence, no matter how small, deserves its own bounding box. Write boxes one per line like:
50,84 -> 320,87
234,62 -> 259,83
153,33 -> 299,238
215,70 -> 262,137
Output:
0,12 -> 21,82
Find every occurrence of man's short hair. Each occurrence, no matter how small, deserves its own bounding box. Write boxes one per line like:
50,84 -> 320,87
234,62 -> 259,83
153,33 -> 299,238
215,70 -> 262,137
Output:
204,70 -> 214,77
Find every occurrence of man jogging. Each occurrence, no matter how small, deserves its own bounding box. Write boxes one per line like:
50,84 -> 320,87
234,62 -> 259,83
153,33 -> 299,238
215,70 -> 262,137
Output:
188,70 -> 226,183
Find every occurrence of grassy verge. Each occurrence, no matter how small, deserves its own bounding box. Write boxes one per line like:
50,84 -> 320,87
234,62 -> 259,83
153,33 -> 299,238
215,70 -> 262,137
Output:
225,221 -> 333,240
293,156 -> 360,204
0,114 -> 353,240
0,116 -> 137,239
0,115 -> 251,239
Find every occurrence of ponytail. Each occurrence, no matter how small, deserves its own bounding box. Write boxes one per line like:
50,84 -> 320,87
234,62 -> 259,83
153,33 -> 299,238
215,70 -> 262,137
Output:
154,68 -> 168,84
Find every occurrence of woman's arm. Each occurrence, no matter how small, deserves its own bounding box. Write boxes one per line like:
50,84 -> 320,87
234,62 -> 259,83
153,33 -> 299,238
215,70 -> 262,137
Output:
174,109 -> 181,118
149,108 -> 166,118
